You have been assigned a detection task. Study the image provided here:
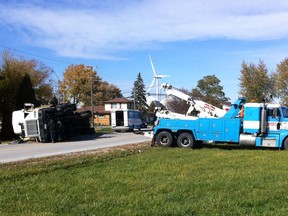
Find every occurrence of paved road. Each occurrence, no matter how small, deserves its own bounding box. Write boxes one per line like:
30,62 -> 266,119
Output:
0,132 -> 152,163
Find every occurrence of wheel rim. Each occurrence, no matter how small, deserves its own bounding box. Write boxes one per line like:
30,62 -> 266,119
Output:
161,136 -> 169,144
181,138 -> 190,146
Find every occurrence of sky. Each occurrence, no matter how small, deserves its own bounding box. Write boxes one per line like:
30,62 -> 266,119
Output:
1,0 -> 288,103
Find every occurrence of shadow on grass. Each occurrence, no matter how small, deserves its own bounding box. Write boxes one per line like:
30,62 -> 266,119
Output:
193,142 -> 282,151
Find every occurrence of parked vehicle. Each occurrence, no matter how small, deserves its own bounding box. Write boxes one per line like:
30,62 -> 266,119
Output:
111,109 -> 142,132
141,122 -> 148,128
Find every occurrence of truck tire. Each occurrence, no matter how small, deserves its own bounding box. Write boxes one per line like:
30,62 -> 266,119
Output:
283,138 -> 288,150
156,131 -> 173,147
177,132 -> 194,148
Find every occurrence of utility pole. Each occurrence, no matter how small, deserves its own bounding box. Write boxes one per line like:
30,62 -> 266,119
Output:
86,66 -> 94,129
134,90 -> 136,110
51,70 -> 61,105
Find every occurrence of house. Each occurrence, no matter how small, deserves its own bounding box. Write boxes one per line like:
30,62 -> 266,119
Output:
77,98 -> 135,127
77,105 -> 111,126
77,98 -> 146,130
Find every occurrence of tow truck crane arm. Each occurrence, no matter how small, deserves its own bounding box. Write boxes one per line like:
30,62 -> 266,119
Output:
161,83 -> 226,118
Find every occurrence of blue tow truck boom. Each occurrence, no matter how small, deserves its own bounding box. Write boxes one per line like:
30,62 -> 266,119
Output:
152,97 -> 288,150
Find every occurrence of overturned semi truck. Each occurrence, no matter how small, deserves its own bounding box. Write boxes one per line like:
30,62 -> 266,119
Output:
12,103 -> 92,143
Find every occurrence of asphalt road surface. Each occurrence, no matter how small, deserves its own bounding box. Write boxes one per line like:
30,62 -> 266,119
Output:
0,132 -> 152,163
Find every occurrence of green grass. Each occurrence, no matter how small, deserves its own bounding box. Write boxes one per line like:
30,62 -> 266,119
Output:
95,125 -> 112,133
0,144 -> 288,215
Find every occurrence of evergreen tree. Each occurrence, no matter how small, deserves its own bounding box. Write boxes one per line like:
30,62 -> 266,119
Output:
50,96 -> 59,107
131,72 -> 148,110
16,74 -> 38,109
148,101 -> 156,112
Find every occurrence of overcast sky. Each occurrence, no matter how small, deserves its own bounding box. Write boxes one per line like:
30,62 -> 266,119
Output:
1,0 -> 288,102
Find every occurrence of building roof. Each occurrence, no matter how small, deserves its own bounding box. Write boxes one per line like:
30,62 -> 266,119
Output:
77,98 -> 133,114
105,98 -> 132,103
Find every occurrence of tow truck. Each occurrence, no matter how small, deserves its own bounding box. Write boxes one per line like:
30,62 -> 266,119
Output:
152,84 -> 288,150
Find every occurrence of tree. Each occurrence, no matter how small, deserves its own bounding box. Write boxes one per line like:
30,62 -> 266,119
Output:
60,64 -> 101,105
195,75 -> 229,107
59,64 -> 121,106
0,51 -> 53,139
95,81 -> 122,105
273,58 -> 288,104
16,73 -> 37,109
191,88 -> 203,99
131,72 -> 148,110
148,101 -> 156,112
131,72 -> 148,121
239,60 -> 273,102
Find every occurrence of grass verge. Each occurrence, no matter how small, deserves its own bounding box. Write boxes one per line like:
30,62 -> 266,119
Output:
0,144 -> 288,215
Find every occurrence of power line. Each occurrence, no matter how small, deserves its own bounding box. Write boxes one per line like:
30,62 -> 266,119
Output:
0,44 -> 114,80
0,45 -> 73,66
0,45 -> 165,98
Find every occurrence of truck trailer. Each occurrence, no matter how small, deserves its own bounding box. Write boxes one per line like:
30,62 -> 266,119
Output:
12,103 -> 91,143
152,97 -> 288,150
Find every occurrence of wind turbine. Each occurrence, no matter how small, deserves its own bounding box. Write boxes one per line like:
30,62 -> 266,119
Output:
147,55 -> 169,104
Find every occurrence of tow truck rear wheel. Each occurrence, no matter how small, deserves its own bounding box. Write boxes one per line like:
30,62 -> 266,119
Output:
177,132 -> 194,148
156,131 -> 173,147
283,138 -> 288,150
